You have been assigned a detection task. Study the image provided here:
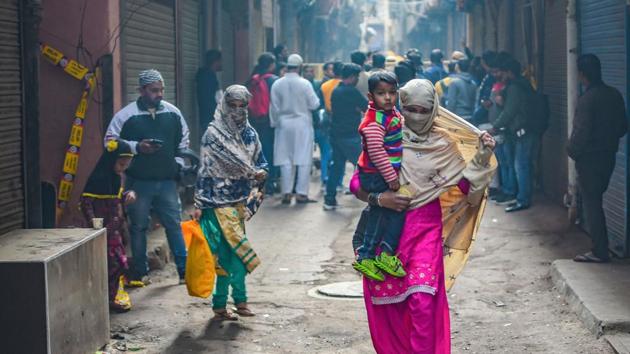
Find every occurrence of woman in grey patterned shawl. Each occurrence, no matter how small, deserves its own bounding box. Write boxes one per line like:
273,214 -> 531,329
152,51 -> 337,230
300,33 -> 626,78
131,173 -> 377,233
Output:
194,85 -> 268,321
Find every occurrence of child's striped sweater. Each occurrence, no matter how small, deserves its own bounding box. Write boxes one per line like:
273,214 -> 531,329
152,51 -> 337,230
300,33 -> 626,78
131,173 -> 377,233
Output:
357,104 -> 403,182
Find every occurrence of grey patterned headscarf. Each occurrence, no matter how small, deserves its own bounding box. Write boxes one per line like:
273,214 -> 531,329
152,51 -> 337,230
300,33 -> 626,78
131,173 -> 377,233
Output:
214,85 -> 252,133
139,69 -> 164,87
199,85 -> 260,181
195,85 -> 265,210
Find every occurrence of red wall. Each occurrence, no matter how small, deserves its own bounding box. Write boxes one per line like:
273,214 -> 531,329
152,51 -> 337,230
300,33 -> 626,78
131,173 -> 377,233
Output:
38,0 -> 121,226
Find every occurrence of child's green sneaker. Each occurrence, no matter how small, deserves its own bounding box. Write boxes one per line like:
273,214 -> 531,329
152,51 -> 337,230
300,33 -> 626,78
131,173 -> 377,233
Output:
374,253 -> 406,278
353,259 -> 385,281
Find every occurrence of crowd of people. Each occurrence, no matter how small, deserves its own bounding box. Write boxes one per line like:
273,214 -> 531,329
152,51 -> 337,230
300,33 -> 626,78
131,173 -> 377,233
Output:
239,46 -> 547,215
78,39 -> 626,353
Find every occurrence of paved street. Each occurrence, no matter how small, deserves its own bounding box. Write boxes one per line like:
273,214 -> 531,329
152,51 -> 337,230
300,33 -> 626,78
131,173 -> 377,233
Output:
108,175 -> 613,353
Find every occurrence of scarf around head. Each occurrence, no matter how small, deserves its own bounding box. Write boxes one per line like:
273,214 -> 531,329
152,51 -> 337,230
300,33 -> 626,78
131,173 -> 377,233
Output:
199,85 -> 260,180
398,79 -> 467,209
196,85 -> 266,215
82,140 -> 133,198
213,85 -> 251,133
398,79 -> 497,291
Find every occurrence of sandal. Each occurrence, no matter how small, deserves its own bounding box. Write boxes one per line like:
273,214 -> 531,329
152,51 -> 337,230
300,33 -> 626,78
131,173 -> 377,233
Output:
109,301 -> 131,313
573,252 -> 609,263
233,304 -> 256,317
212,309 -> 239,321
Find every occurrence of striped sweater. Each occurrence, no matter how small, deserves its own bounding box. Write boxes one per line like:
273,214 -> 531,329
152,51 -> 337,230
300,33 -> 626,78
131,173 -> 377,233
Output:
357,104 -> 403,182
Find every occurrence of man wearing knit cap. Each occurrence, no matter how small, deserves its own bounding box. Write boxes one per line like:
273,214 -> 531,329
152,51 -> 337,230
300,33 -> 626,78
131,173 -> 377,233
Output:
105,68 -> 189,285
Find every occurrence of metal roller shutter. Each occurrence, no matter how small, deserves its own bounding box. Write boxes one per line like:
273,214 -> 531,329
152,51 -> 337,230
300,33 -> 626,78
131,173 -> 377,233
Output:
0,0 -> 24,235
579,0 -> 628,256
541,0 -> 568,204
180,0 -> 201,145
122,0 -> 177,104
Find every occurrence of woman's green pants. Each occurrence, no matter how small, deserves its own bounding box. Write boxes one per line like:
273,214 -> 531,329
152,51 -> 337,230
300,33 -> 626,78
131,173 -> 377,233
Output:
199,208 -> 248,310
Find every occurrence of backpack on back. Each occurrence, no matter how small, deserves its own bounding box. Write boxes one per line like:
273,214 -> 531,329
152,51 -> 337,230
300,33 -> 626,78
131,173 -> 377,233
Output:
248,73 -> 273,117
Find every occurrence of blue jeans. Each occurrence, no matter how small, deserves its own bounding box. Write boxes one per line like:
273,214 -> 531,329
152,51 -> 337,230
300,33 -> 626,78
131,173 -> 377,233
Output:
356,171 -> 405,260
315,128 -> 333,184
126,178 -> 187,278
495,139 -> 517,196
325,136 -> 362,204
514,134 -> 536,206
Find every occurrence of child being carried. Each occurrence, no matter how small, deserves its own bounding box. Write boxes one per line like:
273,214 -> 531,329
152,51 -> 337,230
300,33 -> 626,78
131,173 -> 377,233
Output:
353,72 -> 407,282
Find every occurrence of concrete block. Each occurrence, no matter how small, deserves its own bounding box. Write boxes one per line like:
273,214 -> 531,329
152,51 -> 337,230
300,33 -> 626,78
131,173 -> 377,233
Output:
551,259 -> 630,337
0,228 -> 109,354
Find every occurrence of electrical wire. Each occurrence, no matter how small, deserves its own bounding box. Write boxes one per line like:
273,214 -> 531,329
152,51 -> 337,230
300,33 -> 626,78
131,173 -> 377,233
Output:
97,0 -> 151,56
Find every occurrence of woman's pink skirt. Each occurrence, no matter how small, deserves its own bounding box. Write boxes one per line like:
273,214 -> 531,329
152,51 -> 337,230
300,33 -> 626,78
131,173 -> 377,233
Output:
363,199 -> 450,354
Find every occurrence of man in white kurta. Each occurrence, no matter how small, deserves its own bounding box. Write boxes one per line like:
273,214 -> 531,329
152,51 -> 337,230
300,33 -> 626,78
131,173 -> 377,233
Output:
270,54 -> 321,203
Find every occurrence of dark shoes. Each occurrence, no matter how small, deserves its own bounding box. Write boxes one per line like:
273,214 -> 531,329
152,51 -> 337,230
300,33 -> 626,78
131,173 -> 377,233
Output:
109,301 -> 131,313
573,251 -> 610,263
494,193 -> 517,205
323,200 -> 338,211
296,194 -> 317,204
488,188 -> 501,199
283,194 -> 317,204
233,303 -> 256,317
281,194 -> 292,205
505,202 -> 530,213
212,309 -> 239,321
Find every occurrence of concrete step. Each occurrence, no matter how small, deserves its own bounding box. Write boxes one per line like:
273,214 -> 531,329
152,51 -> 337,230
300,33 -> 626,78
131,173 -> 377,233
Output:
605,333 -> 630,354
550,259 -> 630,337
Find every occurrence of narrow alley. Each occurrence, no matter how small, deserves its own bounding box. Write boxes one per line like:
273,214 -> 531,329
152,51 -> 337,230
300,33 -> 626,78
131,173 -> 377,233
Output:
106,177 -> 612,354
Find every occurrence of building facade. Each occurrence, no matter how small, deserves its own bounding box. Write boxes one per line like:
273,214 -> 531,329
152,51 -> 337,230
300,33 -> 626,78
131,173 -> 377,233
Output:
1,0 -> 304,234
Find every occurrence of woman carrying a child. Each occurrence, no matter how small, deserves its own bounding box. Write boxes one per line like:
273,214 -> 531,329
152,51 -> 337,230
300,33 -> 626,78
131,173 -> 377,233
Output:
193,85 -> 268,321
351,78 -> 497,353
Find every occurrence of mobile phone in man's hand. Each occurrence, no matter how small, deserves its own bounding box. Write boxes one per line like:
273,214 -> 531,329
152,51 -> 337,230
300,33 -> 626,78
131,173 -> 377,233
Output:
147,138 -> 164,146
138,138 -> 163,154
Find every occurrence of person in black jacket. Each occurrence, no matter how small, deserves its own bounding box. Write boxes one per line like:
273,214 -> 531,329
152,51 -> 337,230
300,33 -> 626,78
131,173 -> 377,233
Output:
569,54 -> 628,263
196,49 -> 222,136
105,69 -> 189,285
394,49 -> 425,87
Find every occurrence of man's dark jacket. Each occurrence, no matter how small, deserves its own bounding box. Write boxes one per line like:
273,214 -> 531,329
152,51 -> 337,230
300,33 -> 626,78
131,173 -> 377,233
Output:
567,81 -> 628,160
